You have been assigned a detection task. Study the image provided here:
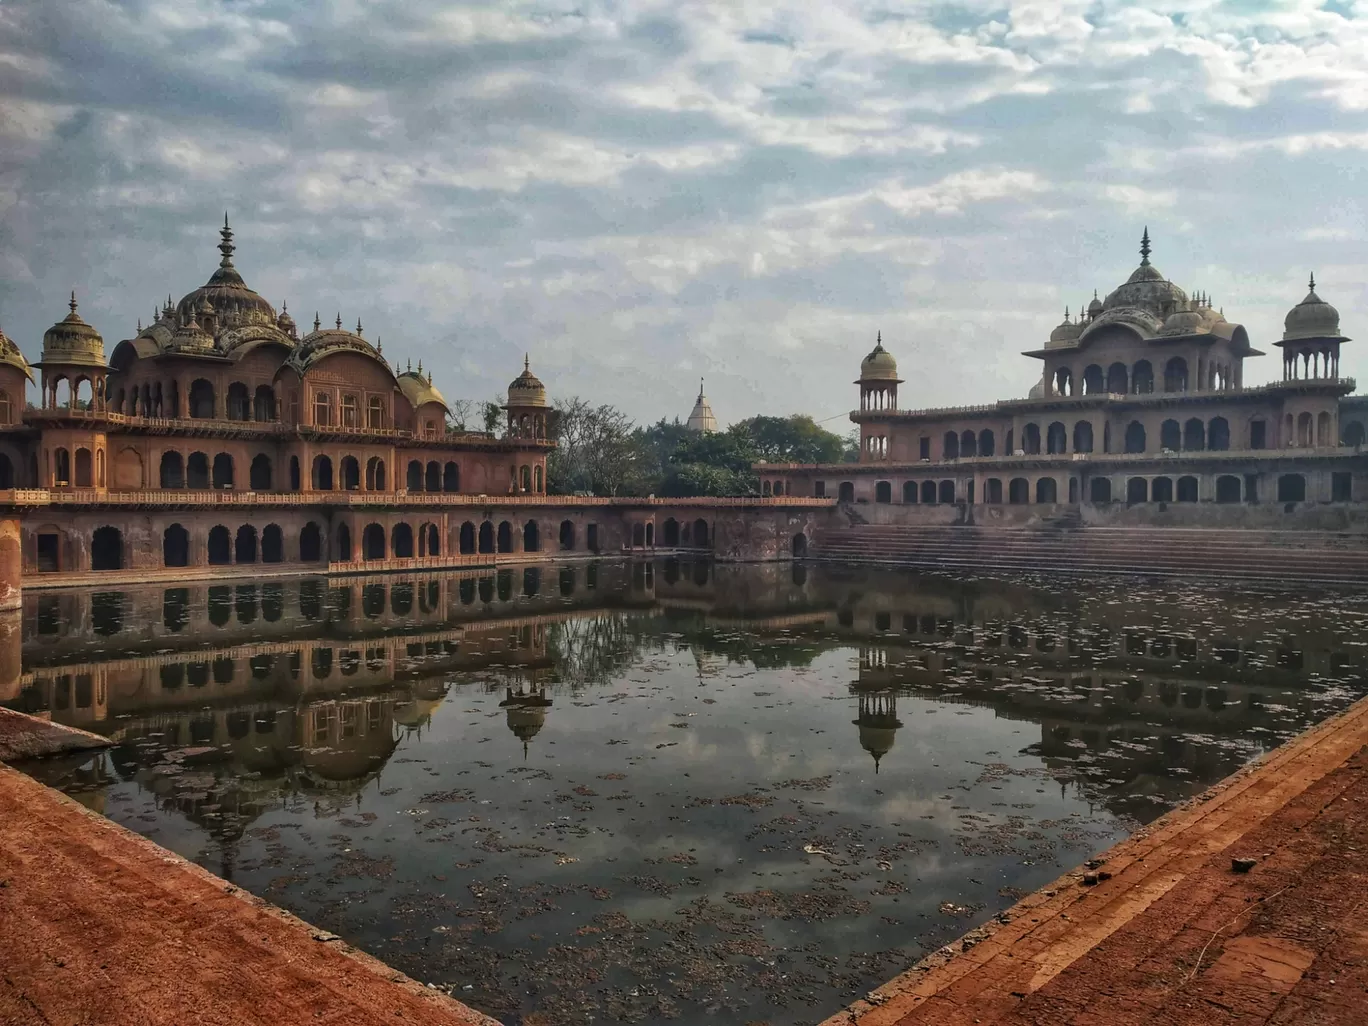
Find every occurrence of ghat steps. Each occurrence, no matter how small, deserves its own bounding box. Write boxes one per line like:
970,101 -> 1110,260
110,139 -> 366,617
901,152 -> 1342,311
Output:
812,523 -> 1368,583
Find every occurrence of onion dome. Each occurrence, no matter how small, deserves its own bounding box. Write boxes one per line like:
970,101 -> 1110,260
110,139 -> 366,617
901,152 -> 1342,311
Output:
398,362 -> 448,410
1028,379 -> 1045,399
1087,290 -> 1103,320
686,378 -> 718,433
507,354 -> 549,408
1283,274 -> 1344,341
1099,227 -> 1189,318
858,332 -> 900,381
276,301 -> 297,339
174,215 -> 277,336
1046,308 -> 1082,348
0,321 -> 34,382
41,292 -> 106,368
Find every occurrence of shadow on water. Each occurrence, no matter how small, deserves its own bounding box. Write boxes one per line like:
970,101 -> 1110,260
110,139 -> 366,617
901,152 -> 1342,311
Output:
7,559 -> 1368,1026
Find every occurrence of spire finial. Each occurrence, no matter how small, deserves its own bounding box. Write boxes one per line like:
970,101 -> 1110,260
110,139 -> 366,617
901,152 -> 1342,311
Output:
137,317 -> 142,332
356,317 -> 363,336
313,312 -> 321,332
218,214 -> 235,268
1309,272 -> 1317,292
1140,226 -> 1151,266
69,290 -> 77,314
281,299 -> 287,313
417,358 -> 422,372
876,329 -> 882,347
335,312 -> 342,330
407,357 -> 411,372
698,377 -> 705,399
524,352 -> 530,371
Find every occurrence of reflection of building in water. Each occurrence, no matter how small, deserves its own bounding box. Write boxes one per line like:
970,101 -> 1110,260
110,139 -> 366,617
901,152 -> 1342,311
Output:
499,683 -> 553,758
853,688 -> 902,774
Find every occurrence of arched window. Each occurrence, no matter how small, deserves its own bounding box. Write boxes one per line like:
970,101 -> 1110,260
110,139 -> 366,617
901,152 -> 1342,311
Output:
444,462 -> 459,492
313,391 -> 332,426
938,480 -> 955,503
249,454 -> 272,491
163,524 -> 189,567
367,397 -> 384,429
362,523 -> 386,559
262,524 -> 284,563
235,524 -> 258,563
921,480 -> 937,503
392,523 -> 414,558
632,522 -> 645,547
520,465 -> 532,492
1124,421 -> 1146,454
1160,419 -> 1181,451
903,481 -> 917,503
1082,365 -> 1104,395
289,456 -> 301,490
478,521 -> 494,553
227,382 -> 250,420
1008,478 -> 1028,504
1152,476 -> 1174,502
212,453 -> 234,488
300,521 -> 322,561
74,448 -> 93,487
159,456 -> 184,492
91,526 -> 123,570
1046,422 -> 1066,454
341,456 -> 360,491
407,460 -> 423,492
1089,478 -> 1111,502
838,481 -> 854,502
340,394 -> 358,428
366,456 -> 386,490
1183,418 -> 1205,451
1317,412 -> 1332,447
1106,362 -> 1128,394
1344,421 -> 1366,447
943,431 -> 959,460
960,430 -> 977,458
875,481 -> 891,503
1036,477 -> 1057,503
186,451 -> 209,488
253,385 -> 275,421
0,454 -> 12,489
425,461 -> 441,492
189,379 -> 215,419
1132,360 -> 1154,394
534,465 -> 543,492
1297,412 -> 1314,447
312,455 -> 334,491
208,525 -> 232,565
497,521 -> 513,553
1163,357 -> 1188,393
0,391 -> 11,424
334,523 -> 351,561
460,522 -> 477,553
984,478 -> 1002,503
1073,421 -> 1093,453
1022,423 -> 1041,454
693,519 -> 710,547
978,429 -> 995,457
1127,477 -> 1148,503
1054,367 -> 1073,396
53,447 -> 71,486
1216,475 -> 1241,503
1208,417 -> 1230,451
523,520 -> 540,551
1176,476 -> 1198,502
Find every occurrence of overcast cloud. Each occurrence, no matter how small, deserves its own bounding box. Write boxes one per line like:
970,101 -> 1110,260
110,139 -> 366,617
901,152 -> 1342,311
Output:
1,0 -> 1366,425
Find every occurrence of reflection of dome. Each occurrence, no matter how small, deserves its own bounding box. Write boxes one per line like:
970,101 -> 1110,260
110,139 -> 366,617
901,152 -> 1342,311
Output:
858,333 -> 900,381
174,217 -> 277,334
393,696 -> 443,730
500,686 -> 552,757
507,355 -> 548,408
1283,275 -> 1344,341
41,293 -> 106,368
853,691 -> 902,773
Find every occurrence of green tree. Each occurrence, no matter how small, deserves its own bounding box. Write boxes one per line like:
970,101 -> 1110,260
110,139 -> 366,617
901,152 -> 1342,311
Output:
548,397 -> 647,496
734,414 -> 847,465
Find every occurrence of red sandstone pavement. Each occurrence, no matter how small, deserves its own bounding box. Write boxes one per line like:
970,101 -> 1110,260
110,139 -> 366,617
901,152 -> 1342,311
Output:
0,764 -> 497,1026
0,707 -> 109,762
4,697 -> 1368,1026
819,692 -> 1368,1026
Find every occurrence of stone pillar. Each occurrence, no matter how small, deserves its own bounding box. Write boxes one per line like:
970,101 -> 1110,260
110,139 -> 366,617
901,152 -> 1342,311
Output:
0,518 -> 21,611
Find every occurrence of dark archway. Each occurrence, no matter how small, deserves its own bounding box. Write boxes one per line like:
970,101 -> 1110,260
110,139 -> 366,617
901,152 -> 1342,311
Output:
1046,421 -> 1067,454
1089,478 -> 1111,502
262,524 -> 284,563
1127,477 -> 1148,503
1124,421 -> 1146,454
661,518 -> 678,546
160,451 -> 184,489
1216,476 -> 1241,503
341,456 -> 360,491
903,481 -> 917,503
407,460 -> 423,492
1082,365 -> 1104,394
838,481 -> 854,502
1183,417 -> 1205,451
187,451 -> 209,489
249,454 -> 272,491
1036,477 -> 1057,503
163,524 -> 189,567
1163,357 -> 1188,392
208,525 -> 232,564
632,523 -> 645,547
978,429 -> 995,457
444,462 -> 459,492
425,461 -> 440,492
421,523 -> 439,557
312,455 -> 333,491
289,456 -> 301,491
300,521 -> 322,561
1106,362 -> 1128,394
1176,476 -> 1199,502
189,379 -> 215,419
960,430 -> 977,457
227,382 -> 250,420
693,519 -> 709,547
943,431 -> 959,459
497,521 -> 513,553
392,523 -> 414,558
984,478 -> 1002,503
1160,419 -> 1181,451
938,480 -> 955,503
254,385 -> 275,421
1152,476 -> 1174,502
1008,478 -> 1028,504
1344,421 -> 1366,447
1209,417 -> 1230,451
1022,423 -> 1041,454
460,522 -> 476,554
362,523 -> 386,559
921,480 -> 937,504
1132,360 -> 1154,394
235,524 -> 258,563
875,480 -> 892,503
792,533 -> 808,558
523,520 -> 540,552
478,521 -> 494,553
1073,421 -> 1093,453
335,523 -> 352,561
91,526 -> 123,570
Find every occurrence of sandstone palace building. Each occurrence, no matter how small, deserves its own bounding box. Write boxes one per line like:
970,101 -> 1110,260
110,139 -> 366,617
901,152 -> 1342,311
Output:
760,231 -> 1368,515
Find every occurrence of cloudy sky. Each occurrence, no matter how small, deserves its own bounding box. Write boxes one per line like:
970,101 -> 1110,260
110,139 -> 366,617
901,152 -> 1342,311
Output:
1,0 -> 1366,426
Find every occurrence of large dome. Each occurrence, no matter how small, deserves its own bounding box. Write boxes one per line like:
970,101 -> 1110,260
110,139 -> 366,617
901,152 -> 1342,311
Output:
507,355 -> 549,408
174,217 -> 277,334
1283,275 -> 1343,341
858,333 -> 900,381
1100,229 -> 1188,319
41,293 -> 106,368
285,315 -> 393,376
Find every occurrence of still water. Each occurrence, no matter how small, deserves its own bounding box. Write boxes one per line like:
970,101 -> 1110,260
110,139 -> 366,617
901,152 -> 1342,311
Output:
8,561 -> 1368,1025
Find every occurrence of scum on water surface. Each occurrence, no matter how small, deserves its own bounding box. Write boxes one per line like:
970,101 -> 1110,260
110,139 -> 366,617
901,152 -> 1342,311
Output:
10,559 -> 1368,1026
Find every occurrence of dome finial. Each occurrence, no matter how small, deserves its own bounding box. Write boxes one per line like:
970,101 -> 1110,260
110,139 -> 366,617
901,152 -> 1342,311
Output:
524,352 -> 530,371
69,290 -> 77,314
335,312 -> 342,330
1140,226 -> 1151,266
1309,272 -> 1317,293
356,317 -> 363,336
218,214 -> 235,268
698,377 -> 705,399
313,311 -> 321,333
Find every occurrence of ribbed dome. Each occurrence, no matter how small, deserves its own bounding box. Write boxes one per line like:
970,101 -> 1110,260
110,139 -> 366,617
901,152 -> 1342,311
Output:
286,315 -> 392,375
276,302 -> 297,339
398,366 -> 448,410
0,323 -> 34,382
1100,228 -> 1188,318
1087,292 -> 1103,320
858,333 -> 900,381
507,355 -> 549,407
1283,275 -> 1343,341
41,293 -> 106,368
175,217 -> 277,336
1161,306 -> 1204,335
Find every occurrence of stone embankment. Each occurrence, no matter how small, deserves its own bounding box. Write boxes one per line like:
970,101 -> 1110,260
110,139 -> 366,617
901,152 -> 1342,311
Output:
815,523 -> 1368,582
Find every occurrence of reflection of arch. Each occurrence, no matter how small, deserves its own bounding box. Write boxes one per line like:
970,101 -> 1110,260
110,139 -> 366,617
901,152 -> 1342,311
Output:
362,523 -> 386,559
91,526 -> 123,570
163,524 -> 189,567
